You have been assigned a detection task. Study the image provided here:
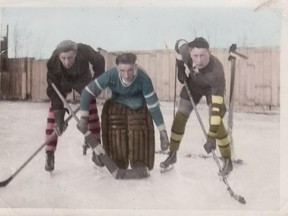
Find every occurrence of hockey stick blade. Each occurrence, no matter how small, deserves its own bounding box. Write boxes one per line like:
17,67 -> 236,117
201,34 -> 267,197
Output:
85,132 -> 150,179
0,106 -> 80,187
97,153 -> 150,179
189,153 -> 244,165
116,167 -> 150,179
183,80 -> 246,204
0,176 -> 13,187
220,176 -> 246,204
157,152 -> 244,165
160,165 -> 174,174
236,195 -> 246,204
50,82 -> 150,180
227,187 -> 246,204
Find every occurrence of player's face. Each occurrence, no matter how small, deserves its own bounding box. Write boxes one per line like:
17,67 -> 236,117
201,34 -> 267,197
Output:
117,63 -> 136,83
59,50 -> 77,69
190,48 -> 210,69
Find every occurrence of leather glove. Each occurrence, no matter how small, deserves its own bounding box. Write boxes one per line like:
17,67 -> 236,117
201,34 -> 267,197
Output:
175,39 -> 184,62
175,40 -> 189,84
175,39 -> 191,64
53,110 -> 67,136
85,133 -> 105,155
177,61 -> 187,84
92,151 -> 104,167
203,136 -> 216,154
77,116 -> 89,134
175,39 -> 188,54
159,130 -> 169,152
221,103 -> 227,117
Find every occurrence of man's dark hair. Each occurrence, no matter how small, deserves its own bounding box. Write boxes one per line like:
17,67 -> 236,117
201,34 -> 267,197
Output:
188,37 -> 209,49
116,53 -> 137,65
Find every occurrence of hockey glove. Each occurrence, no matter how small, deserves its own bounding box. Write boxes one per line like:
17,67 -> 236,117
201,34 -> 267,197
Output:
175,40 -> 185,63
221,103 -> 227,117
92,151 -> 104,167
160,130 -> 169,152
77,116 -> 89,134
175,39 -> 190,84
85,133 -> 105,155
177,61 -> 187,84
53,109 -> 67,136
175,39 -> 188,55
203,136 -> 216,154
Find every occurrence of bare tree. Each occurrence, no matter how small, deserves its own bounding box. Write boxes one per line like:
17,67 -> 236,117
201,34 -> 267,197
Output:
12,22 -> 20,58
11,18 -> 43,59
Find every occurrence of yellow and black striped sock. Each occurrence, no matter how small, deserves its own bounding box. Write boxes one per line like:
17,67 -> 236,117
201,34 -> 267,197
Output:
170,112 -> 188,152
216,121 -> 231,158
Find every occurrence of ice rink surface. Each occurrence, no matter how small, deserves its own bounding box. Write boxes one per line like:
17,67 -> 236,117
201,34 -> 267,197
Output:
0,101 -> 281,216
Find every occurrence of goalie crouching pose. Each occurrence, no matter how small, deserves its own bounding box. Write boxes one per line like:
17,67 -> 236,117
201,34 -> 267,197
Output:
77,52 -> 169,171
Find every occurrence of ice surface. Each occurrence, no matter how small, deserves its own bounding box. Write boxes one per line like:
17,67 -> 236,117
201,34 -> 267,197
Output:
0,101 -> 281,216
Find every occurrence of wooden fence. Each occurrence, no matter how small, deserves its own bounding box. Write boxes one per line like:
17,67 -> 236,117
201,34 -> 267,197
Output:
0,48 -> 280,112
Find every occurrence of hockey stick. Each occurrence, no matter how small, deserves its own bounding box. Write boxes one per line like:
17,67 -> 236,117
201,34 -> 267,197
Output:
173,59 -> 178,118
0,106 -> 80,187
228,44 -> 248,164
50,82 -> 150,179
183,79 -> 246,204
227,52 -> 238,163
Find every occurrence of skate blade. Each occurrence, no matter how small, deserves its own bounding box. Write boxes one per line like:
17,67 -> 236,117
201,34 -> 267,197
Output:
155,150 -> 169,155
234,159 -> 244,165
185,153 -> 211,159
191,154 -> 244,165
160,165 -> 174,173
198,153 -> 211,159
94,166 -> 104,173
218,170 -> 231,177
46,170 -> 54,177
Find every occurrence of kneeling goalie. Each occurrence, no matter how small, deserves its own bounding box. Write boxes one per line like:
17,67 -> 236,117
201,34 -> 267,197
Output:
77,53 -> 169,171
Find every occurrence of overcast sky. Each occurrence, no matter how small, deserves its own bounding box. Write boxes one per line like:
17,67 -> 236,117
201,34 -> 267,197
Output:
0,0 -> 284,59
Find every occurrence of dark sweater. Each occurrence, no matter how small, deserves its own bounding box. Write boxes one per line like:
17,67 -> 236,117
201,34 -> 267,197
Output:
46,43 -> 105,110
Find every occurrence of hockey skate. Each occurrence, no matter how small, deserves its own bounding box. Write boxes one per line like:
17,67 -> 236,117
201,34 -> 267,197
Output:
218,157 -> 233,176
45,151 -> 55,172
160,151 -> 177,173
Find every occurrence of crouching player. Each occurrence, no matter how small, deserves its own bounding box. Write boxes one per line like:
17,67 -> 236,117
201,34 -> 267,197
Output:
77,53 -> 169,171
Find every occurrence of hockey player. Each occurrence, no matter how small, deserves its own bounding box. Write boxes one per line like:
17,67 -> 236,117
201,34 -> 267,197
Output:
77,52 -> 169,171
161,37 -> 233,176
45,40 -> 105,171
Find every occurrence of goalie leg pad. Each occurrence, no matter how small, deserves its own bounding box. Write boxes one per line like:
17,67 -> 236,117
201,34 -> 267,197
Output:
127,104 -> 155,170
101,100 -> 129,169
102,100 -> 155,170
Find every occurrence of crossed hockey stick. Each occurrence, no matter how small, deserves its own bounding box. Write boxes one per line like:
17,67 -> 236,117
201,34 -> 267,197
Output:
50,81 -> 150,180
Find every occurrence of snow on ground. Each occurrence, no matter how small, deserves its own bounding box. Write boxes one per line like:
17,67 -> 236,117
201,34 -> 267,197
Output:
0,101 -> 281,216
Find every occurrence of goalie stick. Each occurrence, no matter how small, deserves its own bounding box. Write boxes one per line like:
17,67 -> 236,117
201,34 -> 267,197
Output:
50,82 -> 150,180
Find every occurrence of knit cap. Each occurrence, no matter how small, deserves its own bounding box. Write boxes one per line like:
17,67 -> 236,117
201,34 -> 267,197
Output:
188,37 -> 209,49
56,40 -> 78,53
